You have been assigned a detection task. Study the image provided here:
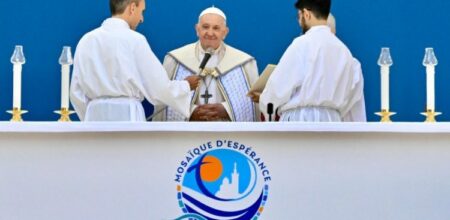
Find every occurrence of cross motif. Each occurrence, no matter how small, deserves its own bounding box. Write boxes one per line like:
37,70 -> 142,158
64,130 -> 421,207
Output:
201,89 -> 213,104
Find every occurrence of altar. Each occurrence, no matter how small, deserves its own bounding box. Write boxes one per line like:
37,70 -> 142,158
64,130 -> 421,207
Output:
1,122 -> 450,220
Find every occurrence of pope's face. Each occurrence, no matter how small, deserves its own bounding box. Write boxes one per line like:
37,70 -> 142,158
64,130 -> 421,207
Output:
196,14 -> 229,50
129,0 -> 146,30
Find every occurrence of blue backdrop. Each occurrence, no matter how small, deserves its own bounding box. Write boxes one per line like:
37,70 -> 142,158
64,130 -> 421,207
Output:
1,0 -> 449,121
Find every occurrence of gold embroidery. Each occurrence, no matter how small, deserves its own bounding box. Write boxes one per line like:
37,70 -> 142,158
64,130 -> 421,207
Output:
199,68 -> 219,78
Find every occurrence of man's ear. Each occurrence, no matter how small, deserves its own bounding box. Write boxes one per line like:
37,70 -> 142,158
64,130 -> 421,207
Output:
304,9 -> 311,20
129,2 -> 137,15
195,24 -> 200,37
223,27 -> 230,40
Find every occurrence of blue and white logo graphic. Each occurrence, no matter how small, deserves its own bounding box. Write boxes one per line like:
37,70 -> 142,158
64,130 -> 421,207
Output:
175,140 -> 270,220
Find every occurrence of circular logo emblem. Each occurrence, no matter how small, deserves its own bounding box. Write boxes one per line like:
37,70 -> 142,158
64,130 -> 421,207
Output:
175,141 -> 270,220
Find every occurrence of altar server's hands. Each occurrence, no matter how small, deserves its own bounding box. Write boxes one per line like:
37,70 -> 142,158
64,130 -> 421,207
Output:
247,91 -> 261,103
185,75 -> 201,90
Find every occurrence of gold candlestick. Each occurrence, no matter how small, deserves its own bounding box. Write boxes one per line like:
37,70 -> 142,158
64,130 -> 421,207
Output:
421,109 -> 441,123
54,108 -> 75,122
7,108 -> 28,122
375,109 -> 396,123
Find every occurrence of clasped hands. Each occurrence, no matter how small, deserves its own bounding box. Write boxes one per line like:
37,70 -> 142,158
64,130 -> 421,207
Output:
184,76 -> 230,121
190,104 -> 230,121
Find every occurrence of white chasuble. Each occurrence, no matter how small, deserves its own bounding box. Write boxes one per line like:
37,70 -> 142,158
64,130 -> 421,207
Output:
154,42 -> 259,122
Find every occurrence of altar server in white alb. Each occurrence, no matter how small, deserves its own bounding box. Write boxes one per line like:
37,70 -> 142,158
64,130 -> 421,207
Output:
70,0 -> 200,121
154,7 -> 259,122
250,0 -> 365,122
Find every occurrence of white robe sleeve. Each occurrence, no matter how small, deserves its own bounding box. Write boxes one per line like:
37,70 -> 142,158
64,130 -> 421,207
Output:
341,59 -> 367,122
132,37 -> 191,118
260,39 -> 305,117
152,55 -> 183,121
70,48 -> 90,121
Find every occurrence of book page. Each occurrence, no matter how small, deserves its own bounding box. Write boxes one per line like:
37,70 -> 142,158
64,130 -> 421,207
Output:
250,64 -> 276,93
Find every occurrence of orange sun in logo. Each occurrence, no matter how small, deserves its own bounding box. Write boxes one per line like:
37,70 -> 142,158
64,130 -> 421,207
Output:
200,155 -> 223,182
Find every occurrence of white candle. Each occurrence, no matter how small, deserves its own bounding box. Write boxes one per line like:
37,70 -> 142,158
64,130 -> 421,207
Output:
13,64 -> 22,109
426,65 -> 435,111
61,64 -> 70,109
380,65 -> 390,110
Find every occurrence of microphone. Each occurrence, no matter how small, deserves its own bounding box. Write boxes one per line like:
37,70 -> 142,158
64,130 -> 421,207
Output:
267,103 -> 274,122
198,48 -> 214,73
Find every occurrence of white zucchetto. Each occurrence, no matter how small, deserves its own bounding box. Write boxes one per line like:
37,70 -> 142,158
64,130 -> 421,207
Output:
199,7 -> 227,21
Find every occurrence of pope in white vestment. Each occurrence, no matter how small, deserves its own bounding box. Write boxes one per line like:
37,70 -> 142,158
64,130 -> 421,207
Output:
70,0 -> 198,121
154,7 -> 259,122
257,1 -> 365,122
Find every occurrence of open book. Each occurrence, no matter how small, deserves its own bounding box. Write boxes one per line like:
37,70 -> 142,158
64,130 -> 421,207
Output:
249,64 -> 276,93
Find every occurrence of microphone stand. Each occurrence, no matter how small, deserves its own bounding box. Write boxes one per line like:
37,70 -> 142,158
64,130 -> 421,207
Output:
267,103 -> 274,122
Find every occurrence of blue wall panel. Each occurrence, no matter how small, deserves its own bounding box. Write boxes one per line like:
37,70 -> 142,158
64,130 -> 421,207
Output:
0,0 -> 449,121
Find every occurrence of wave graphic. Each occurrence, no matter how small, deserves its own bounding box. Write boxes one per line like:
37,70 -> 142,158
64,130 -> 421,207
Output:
183,174 -> 264,212
174,213 -> 207,220
184,192 -> 263,220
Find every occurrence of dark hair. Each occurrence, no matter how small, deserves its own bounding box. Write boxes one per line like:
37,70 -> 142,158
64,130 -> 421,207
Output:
110,0 -> 141,15
295,0 -> 331,20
